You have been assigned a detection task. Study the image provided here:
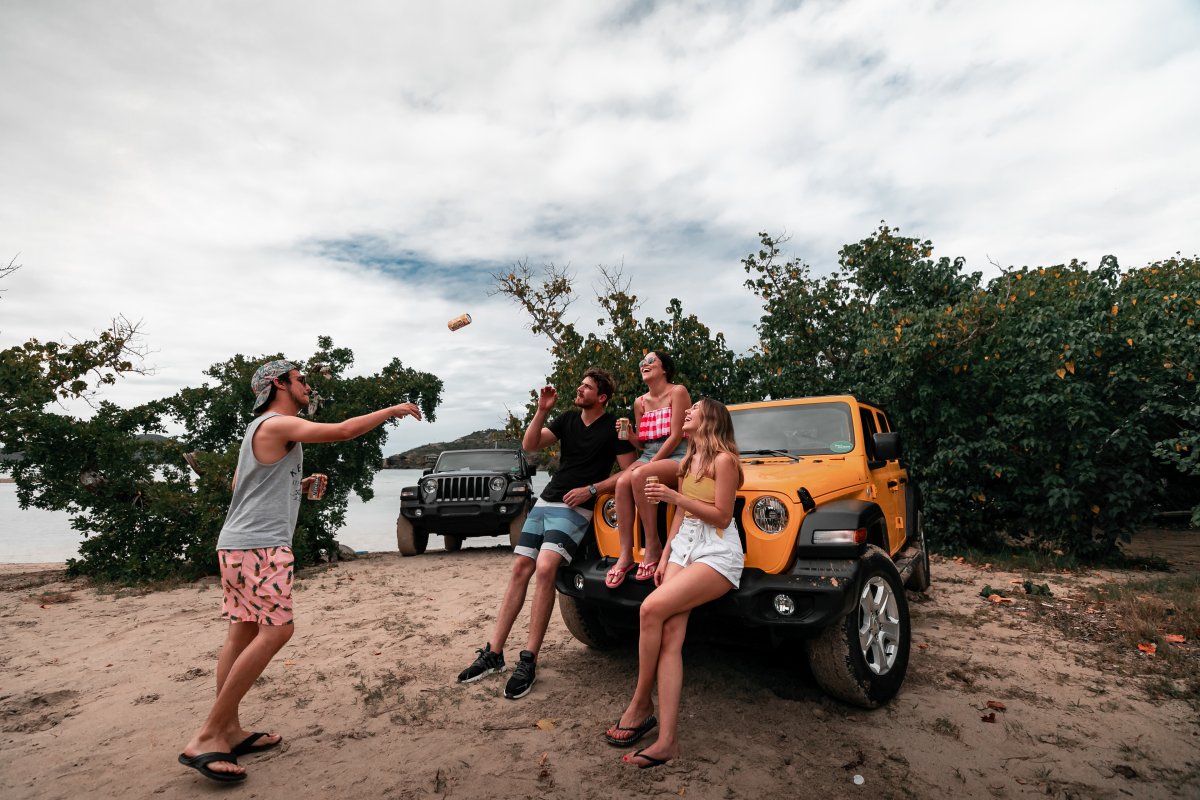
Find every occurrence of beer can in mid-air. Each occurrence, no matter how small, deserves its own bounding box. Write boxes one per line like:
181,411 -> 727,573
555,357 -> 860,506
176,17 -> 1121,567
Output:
307,473 -> 328,500
447,313 -> 472,331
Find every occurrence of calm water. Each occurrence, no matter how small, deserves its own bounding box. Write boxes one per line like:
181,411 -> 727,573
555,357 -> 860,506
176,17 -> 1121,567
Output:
0,469 -> 551,563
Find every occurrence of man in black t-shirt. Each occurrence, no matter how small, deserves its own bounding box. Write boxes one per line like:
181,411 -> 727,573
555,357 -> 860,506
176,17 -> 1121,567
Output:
456,368 -> 635,699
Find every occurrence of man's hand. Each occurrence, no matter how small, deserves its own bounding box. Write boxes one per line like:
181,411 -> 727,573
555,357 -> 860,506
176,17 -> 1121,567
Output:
390,403 -> 422,421
302,474 -> 327,500
537,385 -> 557,413
561,486 -> 591,507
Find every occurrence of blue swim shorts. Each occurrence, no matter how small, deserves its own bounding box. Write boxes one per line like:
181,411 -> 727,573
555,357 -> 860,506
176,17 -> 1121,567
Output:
514,502 -> 593,564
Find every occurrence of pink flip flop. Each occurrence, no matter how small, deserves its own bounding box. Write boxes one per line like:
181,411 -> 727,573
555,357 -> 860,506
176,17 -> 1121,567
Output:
634,561 -> 659,581
605,562 -> 637,589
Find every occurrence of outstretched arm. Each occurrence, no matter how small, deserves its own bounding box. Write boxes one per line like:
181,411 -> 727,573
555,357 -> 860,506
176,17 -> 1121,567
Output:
261,403 -> 422,446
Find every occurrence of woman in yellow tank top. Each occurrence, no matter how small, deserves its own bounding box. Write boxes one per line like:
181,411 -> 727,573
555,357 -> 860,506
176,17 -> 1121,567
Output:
604,398 -> 744,768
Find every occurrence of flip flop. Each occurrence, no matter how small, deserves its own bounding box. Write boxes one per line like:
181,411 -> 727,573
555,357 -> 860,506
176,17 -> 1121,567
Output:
605,563 -> 637,589
605,714 -> 657,747
232,732 -> 282,756
178,751 -> 245,783
624,748 -> 670,769
634,561 -> 659,582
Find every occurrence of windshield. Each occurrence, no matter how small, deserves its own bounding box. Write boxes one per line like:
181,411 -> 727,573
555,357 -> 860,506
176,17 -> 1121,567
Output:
730,402 -> 856,456
434,451 -> 522,473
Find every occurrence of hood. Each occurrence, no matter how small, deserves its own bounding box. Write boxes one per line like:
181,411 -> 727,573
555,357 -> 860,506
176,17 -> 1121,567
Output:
740,457 -> 866,500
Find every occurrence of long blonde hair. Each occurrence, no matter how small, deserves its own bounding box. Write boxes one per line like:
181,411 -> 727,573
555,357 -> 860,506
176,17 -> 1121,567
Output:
679,398 -> 743,487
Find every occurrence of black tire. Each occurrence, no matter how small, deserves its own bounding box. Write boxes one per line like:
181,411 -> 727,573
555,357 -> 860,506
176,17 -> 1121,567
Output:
443,535 -> 463,553
905,510 -> 931,593
558,593 -> 625,650
396,516 -> 428,557
508,510 -> 527,549
806,545 -> 911,708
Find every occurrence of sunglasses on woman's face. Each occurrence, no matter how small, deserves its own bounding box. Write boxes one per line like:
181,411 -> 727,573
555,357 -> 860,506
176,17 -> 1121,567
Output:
639,354 -> 658,368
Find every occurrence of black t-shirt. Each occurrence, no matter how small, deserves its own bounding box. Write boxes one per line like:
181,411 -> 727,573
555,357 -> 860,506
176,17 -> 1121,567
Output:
542,410 -> 635,510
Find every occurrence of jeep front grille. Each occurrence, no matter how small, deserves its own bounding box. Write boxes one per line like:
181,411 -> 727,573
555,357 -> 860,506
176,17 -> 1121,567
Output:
435,476 -> 490,501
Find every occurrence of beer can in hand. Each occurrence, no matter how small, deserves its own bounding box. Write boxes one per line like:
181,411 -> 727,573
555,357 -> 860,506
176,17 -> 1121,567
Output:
617,418 -> 631,440
447,313 -> 472,331
308,473 -> 328,500
645,474 -> 661,504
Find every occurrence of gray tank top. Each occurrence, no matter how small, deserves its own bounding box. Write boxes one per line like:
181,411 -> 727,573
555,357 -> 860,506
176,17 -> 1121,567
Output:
216,413 -> 304,550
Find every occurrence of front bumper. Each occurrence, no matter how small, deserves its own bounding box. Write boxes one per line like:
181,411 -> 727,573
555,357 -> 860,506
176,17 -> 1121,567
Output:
556,555 -> 864,633
399,497 -> 530,535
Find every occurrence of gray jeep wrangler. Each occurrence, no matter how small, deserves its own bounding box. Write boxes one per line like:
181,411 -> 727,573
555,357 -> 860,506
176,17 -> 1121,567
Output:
395,449 -> 537,555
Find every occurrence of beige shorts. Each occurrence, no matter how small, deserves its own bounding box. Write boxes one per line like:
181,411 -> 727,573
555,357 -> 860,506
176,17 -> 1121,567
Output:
667,517 -> 744,588
219,546 -> 294,625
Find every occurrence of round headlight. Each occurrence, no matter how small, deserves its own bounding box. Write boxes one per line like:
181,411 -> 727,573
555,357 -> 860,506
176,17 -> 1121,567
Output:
421,478 -> 437,495
752,496 -> 789,534
602,498 -> 618,528
490,476 -> 507,493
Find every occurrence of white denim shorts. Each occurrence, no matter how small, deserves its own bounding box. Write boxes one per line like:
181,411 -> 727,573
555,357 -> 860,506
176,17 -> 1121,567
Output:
667,516 -> 744,588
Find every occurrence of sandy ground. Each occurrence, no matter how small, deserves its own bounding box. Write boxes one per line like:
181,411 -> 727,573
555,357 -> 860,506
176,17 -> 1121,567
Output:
1,535 -> 1198,800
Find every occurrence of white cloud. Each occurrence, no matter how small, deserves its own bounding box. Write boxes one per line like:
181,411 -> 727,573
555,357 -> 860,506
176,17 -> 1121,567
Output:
2,0 -> 1197,453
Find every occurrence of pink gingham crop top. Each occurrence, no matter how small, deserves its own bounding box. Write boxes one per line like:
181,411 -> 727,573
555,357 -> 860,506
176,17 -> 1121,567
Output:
638,402 -> 673,441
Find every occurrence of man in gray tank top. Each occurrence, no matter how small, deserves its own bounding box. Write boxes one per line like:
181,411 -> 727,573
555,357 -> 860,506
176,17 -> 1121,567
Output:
179,359 -> 424,783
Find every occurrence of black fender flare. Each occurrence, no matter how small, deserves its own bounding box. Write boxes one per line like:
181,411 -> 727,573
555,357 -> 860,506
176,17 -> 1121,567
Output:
798,499 -> 886,554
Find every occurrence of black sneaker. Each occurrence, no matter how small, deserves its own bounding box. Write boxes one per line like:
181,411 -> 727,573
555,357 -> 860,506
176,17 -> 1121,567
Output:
457,643 -> 505,683
504,650 -> 537,699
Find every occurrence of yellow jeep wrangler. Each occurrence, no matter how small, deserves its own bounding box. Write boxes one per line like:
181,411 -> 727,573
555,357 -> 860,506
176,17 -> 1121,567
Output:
554,395 -> 929,708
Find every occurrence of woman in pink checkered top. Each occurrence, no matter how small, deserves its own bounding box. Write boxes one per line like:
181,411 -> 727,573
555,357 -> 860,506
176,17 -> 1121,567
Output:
605,350 -> 692,587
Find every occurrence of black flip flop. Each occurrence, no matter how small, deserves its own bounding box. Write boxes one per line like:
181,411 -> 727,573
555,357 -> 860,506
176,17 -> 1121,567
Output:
626,748 -> 670,769
604,714 -> 657,747
232,732 -> 282,756
178,751 -> 246,783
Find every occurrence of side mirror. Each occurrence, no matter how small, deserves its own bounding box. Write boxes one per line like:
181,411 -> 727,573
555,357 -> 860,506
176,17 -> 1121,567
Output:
873,432 -> 901,461
527,464 -> 537,476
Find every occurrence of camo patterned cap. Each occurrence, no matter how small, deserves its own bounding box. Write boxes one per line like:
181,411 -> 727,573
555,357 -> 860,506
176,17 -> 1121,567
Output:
251,359 -> 300,413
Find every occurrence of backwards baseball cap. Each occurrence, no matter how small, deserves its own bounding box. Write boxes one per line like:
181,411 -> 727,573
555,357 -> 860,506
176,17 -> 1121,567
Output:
251,359 -> 300,413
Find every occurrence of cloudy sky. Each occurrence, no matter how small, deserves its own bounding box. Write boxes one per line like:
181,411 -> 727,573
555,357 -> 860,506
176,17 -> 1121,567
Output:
2,0 -> 1198,454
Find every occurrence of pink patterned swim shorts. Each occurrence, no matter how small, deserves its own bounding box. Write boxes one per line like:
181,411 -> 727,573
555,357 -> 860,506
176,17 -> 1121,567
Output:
219,546 -> 294,625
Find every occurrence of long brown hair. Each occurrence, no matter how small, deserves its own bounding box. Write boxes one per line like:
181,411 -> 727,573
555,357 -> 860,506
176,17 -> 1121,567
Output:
679,398 -> 743,487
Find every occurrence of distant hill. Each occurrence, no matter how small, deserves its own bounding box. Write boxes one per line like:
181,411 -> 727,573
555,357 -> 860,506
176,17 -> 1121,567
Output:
385,429 -> 546,469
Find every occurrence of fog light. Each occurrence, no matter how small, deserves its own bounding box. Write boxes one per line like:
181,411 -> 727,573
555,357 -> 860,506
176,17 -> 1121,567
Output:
773,594 -> 795,616
499,505 -> 508,514
573,574 -> 585,591
413,509 -> 423,517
